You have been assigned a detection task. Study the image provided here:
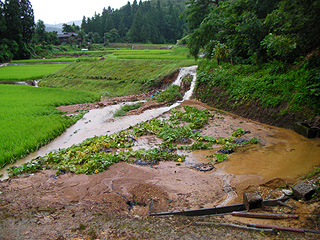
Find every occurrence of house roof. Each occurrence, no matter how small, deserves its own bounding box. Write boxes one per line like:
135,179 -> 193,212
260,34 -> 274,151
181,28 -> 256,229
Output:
57,32 -> 78,38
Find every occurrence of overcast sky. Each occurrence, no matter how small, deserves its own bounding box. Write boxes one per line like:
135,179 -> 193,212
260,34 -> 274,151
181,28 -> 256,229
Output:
30,0 -> 141,25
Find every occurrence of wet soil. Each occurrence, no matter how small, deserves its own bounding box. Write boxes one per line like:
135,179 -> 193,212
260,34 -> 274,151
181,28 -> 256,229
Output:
1,100 -> 320,239
56,92 -> 157,115
194,85 -> 316,131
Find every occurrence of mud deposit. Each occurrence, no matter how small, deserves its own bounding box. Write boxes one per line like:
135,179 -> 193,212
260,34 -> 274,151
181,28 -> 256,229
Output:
1,100 -> 320,239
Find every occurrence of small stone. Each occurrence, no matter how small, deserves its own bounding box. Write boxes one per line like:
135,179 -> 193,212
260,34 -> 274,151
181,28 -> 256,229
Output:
282,189 -> 293,196
243,191 -> 263,211
292,181 -> 315,200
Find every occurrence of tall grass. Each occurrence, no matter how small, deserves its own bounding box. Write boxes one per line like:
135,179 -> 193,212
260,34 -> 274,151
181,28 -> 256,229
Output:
196,60 -> 320,116
0,85 -> 100,168
40,59 -> 196,96
0,64 -> 68,81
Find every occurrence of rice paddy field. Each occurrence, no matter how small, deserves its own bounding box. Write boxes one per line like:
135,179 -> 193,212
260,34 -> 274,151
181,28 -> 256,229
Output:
0,64 -> 68,81
0,85 -> 100,168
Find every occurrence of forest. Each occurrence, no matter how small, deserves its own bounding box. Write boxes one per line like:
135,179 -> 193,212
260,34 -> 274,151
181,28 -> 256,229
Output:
0,0 -> 34,61
185,0 -> 320,127
0,0 -> 187,62
185,0 -> 320,65
80,0 -> 187,44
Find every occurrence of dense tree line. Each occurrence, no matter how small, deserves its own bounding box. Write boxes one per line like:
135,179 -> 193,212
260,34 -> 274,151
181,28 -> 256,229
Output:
0,0 -> 35,62
184,0 -> 320,64
80,0 -> 187,44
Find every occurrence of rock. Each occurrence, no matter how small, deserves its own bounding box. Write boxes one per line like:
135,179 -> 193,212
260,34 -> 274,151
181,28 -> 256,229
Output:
282,189 -> 293,196
243,191 -> 263,211
292,181 -> 316,200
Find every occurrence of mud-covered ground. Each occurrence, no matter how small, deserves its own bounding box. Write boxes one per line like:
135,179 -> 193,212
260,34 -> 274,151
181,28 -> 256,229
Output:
1,100 -> 320,239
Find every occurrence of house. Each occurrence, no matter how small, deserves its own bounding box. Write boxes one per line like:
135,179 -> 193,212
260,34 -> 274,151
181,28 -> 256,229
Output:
57,32 -> 81,44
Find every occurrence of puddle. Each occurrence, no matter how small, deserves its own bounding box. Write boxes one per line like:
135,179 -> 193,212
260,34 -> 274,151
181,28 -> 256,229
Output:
219,128 -> 320,179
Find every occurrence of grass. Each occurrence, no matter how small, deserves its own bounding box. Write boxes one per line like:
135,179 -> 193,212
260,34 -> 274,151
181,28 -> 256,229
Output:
196,60 -> 320,116
114,102 -> 142,117
40,58 -> 195,96
0,64 -> 68,81
154,85 -> 182,104
0,85 -> 100,168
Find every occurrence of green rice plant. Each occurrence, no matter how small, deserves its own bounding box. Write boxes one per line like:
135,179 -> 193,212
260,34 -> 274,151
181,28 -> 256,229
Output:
11,58 -> 76,63
0,64 -> 68,81
0,85 -> 100,168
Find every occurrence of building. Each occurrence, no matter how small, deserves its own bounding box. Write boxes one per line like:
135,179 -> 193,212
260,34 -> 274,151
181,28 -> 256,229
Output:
57,32 -> 81,45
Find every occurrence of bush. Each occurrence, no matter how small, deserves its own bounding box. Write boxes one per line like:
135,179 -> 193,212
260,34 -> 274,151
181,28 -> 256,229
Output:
154,85 -> 182,104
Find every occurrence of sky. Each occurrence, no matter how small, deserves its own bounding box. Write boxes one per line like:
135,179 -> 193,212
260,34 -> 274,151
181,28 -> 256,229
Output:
30,0 -> 140,25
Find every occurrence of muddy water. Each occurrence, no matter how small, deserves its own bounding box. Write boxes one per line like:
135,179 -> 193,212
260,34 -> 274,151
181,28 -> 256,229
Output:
0,66 -> 198,180
220,127 -> 320,180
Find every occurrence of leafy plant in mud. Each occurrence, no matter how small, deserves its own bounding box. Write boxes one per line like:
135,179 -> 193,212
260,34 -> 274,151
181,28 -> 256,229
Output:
6,105 -> 261,177
8,161 -> 43,177
170,106 -> 212,129
179,141 -> 212,150
232,127 -> 245,137
213,153 -> 229,163
131,119 -> 167,136
158,125 -> 196,143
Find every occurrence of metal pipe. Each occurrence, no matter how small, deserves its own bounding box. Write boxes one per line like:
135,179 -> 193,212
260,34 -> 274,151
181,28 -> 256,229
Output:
247,223 -> 305,233
232,212 -> 299,219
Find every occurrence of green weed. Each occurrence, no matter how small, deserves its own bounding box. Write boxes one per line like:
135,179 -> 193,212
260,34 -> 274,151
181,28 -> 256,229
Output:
114,102 -> 141,117
154,85 -> 182,104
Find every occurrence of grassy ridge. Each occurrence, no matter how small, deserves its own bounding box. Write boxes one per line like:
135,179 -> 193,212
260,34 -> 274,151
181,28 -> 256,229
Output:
0,64 -> 68,81
0,85 -> 100,168
40,59 -> 195,97
195,60 -> 320,127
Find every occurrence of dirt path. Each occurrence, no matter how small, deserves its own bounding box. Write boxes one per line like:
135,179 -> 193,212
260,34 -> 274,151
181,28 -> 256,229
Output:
1,100 -> 320,239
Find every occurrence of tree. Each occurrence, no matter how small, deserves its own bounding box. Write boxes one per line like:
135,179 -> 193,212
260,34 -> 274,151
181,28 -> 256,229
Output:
182,0 -> 218,32
33,19 -> 47,44
3,0 -> 35,60
92,32 -> 101,43
20,0 -> 34,43
0,1 -> 6,40
79,0 -> 187,44
62,23 -> 78,33
108,28 -> 120,43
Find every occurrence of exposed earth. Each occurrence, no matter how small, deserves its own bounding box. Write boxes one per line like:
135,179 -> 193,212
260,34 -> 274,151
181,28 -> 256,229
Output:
1,99 -> 320,239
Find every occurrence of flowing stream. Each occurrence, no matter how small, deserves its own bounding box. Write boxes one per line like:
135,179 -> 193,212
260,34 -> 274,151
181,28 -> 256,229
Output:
0,66 -> 198,180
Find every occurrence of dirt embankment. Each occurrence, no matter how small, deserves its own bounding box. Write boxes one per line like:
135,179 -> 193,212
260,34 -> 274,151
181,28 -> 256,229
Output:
194,85 -> 317,131
57,71 -> 180,116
